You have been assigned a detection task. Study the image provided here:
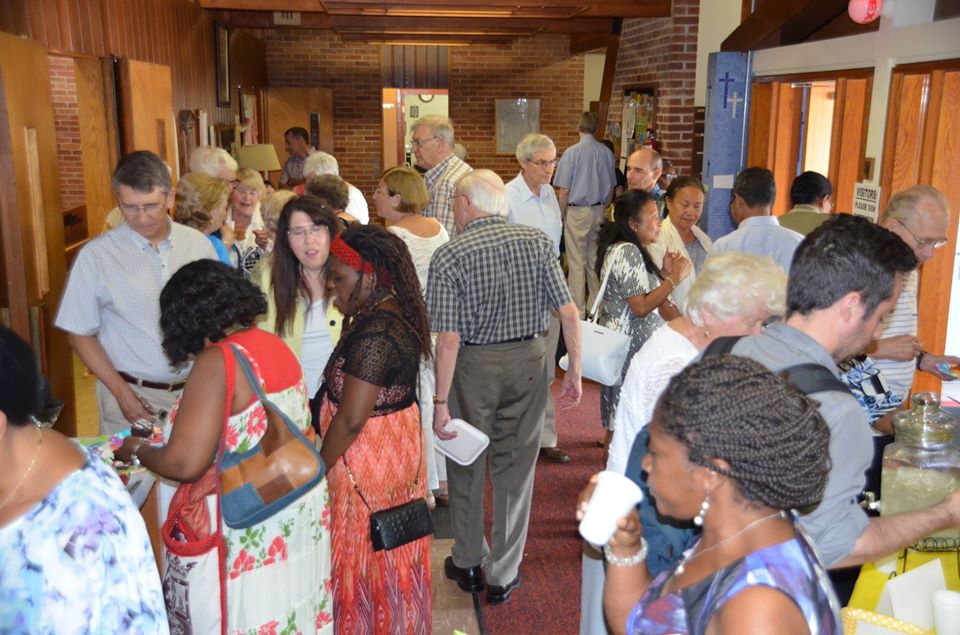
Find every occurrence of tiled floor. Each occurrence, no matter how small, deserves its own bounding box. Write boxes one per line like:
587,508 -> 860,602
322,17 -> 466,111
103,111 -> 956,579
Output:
72,356 -> 480,634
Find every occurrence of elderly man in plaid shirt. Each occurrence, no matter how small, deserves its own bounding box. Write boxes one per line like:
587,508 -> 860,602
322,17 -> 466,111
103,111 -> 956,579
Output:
411,114 -> 472,237
427,169 -> 582,605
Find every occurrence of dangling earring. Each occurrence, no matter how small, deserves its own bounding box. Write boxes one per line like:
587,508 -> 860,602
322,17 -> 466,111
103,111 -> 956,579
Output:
693,490 -> 711,527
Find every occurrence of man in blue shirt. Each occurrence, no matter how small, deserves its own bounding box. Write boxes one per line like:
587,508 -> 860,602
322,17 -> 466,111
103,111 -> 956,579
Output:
711,167 -> 803,274
554,112 -> 617,317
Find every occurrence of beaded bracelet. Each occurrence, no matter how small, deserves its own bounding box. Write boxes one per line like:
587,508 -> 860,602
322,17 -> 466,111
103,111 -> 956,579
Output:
603,538 -> 648,567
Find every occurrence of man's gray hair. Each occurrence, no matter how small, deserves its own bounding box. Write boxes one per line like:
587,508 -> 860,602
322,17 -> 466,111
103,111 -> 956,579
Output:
686,252 -> 787,326
113,150 -> 173,194
411,114 -> 455,149
457,169 -> 508,219
189,146 -> 237,178
884,184 -> 950,224
303,151 -> 339,178
515,134 -> 556,163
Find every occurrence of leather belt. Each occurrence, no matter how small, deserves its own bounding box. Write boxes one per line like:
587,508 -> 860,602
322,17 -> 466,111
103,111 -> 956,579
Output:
572,201 -> 603,207
119,371 -> 187,392
464,333 -> 540,346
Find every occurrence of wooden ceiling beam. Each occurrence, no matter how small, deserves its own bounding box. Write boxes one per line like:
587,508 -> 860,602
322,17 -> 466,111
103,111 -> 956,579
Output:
201,0 -> 670,17
721,0 -> 818,52
337,32 -> 517,45
221,11 -> 614,34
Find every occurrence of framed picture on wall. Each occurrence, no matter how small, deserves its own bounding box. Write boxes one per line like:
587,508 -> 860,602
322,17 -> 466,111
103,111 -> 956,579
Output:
495,98 -> 540,155
215,22 -> 230,107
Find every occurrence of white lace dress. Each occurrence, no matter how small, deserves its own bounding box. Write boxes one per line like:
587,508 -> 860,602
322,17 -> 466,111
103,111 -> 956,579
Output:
606,323 -> 698,474
387,223 -> 450,490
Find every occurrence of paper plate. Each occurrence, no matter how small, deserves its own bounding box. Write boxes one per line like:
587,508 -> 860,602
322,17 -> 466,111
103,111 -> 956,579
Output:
436,418 -> 489,466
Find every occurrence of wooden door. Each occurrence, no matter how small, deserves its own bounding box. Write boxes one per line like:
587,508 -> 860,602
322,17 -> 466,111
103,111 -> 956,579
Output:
746,80 -> 802,217
880,60 -> 960,395
265,87 -> 334,187
0,32 -> 75,434
75,56 -> 119,239
748,72 -> 871,217
118,59 -> 176,177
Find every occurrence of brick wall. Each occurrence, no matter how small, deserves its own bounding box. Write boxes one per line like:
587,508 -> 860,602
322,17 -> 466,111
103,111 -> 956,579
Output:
264,31 -> 584,206
449,35 -> 583,178
48,55 -> 85,210
610,0 -> 700,174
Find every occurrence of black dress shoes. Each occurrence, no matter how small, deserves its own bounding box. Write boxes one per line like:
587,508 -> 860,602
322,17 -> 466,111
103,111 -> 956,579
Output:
539,447 -> 571,463
487,574 -> 521,604
444,556 -> 484,593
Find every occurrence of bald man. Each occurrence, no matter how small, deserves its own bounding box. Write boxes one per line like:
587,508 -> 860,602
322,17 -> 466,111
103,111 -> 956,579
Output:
625,148 -> 665,215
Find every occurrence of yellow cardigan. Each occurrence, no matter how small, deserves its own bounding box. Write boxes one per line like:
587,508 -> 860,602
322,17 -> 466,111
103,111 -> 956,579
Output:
251,259 -> 343,357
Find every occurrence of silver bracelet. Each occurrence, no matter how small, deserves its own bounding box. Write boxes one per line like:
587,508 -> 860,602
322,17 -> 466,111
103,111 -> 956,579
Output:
603,538 -> 648,567
130,442 -> 144,467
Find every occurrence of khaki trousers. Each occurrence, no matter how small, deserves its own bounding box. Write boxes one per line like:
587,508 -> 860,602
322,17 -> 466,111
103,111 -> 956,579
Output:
540,312 -> 561,448
447,337 -> 547,585
95,378 -> 182,436
564,204 -> 605,317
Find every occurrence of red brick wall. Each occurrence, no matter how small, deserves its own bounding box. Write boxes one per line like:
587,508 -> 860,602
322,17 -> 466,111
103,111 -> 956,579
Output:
48,55 -> 85,210
610,0 -> 700,174
264,31 -> 584,204
449,35 -> 583,178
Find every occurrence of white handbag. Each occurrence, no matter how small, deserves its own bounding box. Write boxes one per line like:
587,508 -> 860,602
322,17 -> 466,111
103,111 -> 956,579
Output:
559,261 -> 631,386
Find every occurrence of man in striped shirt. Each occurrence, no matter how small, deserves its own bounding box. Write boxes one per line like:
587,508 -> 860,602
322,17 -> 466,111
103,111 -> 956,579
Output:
870,185 -> 959,408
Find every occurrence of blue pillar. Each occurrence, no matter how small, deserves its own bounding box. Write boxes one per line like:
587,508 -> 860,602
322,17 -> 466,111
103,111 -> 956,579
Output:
702,52 -> 750,240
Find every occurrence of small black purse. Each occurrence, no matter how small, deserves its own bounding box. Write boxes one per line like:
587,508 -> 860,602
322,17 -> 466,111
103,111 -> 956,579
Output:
343,426 -> 433,552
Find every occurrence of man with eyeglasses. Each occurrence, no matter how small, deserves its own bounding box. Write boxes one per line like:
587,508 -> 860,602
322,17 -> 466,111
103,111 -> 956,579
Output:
410,114 -> 472,237
56,151 -> 217,435
554,112 -> 617,317
870,185 -> 959,401
505,134 -> 570,464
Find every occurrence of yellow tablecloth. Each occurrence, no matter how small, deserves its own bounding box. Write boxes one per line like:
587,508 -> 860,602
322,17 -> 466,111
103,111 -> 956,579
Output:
849,549 -> 960,610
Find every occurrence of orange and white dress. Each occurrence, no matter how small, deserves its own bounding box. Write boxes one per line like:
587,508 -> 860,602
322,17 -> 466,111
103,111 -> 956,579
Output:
318,309 -> 431,635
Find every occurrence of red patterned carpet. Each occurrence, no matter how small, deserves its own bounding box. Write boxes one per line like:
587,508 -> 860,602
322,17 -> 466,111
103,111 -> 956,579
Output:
479,372 -> 603,634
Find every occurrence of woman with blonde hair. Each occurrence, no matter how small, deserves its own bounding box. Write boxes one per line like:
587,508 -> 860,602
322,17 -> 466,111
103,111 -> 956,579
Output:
225,167 -> 269,277
260,189 -> 297,244
375,165 -> 449,507
174,171 -> 233,265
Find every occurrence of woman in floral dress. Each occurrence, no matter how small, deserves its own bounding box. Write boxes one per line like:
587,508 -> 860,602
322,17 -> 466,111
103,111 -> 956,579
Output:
318,225 -> 432,634
118,260 -> 332,634
594,189 -> 691,452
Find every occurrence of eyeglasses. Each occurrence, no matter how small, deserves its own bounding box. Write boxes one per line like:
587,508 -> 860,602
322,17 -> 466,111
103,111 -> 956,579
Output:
527,159 -> 558,169
288,225 -> 327,240
411,136 -> 438,148
118,202 -> 165,215
895,218 -> 948,250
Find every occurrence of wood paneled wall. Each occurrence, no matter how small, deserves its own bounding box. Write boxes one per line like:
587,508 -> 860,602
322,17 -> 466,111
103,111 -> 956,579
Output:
0,0 -> 236,125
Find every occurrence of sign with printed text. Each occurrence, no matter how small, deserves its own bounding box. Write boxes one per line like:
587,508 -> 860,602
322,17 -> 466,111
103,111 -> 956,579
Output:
853,182 -> 881,222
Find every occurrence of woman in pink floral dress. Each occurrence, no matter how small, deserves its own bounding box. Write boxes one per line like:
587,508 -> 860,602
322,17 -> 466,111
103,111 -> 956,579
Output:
119,260 -> 333,634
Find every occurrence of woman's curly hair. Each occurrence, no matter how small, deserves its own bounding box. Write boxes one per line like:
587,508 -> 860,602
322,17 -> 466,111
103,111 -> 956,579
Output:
655,354 -> 831,511
160,260 -> 268,365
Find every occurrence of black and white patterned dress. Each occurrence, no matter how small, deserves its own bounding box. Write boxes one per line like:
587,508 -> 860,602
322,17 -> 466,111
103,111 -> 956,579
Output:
596,241 -> 665,430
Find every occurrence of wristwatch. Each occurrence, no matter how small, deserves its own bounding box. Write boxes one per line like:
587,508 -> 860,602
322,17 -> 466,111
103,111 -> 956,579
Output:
130,442 -> 144,467
432,394 -> 447,406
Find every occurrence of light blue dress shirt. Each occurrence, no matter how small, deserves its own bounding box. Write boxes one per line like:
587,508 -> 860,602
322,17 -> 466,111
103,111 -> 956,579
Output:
710,215 -> 804,273
505,172 -> 562,256
553,135 -> 616,208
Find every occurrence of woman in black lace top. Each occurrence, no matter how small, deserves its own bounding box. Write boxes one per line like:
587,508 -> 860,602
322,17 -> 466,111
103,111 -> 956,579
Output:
316,224 -> 433,633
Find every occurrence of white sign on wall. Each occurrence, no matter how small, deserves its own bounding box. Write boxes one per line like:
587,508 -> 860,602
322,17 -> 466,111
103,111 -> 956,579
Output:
852,182 -> 882,222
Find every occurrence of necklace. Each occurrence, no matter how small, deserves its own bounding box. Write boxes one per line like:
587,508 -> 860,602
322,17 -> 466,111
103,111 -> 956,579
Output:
0,426 -> 43,513
675,510 -> 785,575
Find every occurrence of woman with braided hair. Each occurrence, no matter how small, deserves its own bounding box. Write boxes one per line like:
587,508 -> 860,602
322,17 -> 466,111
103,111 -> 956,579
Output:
317,223 -> 432,633
581,355 -> 841,635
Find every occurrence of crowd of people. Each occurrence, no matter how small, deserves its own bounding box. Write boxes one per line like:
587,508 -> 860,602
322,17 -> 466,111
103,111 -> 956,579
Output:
1,109 -> 959,635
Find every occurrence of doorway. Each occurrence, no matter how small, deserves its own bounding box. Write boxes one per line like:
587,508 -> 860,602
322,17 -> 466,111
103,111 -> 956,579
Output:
381,88 -> 449,171
747,70 -> 872,216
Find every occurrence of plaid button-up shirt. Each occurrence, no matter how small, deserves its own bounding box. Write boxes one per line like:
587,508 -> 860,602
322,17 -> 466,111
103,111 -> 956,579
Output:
423,153 -> 472,237
426,215 -> 571,344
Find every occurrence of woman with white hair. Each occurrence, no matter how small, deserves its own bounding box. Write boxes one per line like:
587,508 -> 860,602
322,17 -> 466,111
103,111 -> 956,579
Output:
301,151 -> 369,224
188,146 -> 238,182
580,251 -> 787,633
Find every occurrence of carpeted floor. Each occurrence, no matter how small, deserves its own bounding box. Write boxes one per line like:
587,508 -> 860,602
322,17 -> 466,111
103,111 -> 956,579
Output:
477,372 -> 602,634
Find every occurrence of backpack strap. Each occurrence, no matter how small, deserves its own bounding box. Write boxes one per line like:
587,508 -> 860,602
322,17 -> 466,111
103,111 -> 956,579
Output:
782,363 -> 851,396
701,335 -> 743,358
